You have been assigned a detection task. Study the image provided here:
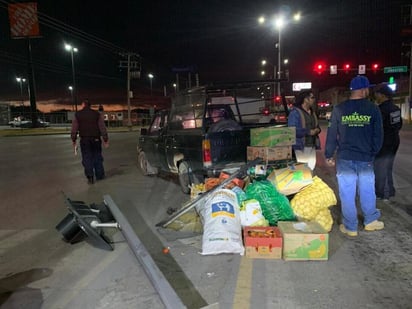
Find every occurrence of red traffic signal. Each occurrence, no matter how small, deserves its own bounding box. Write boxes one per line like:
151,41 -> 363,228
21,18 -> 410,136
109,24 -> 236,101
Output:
314,62 -> 326,74
343,63 -> 350,72
372,63 -> 379,71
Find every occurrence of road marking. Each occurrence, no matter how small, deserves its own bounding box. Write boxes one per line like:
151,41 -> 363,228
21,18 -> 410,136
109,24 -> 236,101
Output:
48,244 -> 127,308
0,229 -> 46,255
232,257 -> 253,308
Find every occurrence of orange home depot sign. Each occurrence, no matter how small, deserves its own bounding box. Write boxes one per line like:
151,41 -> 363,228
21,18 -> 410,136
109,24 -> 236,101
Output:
8,2 -> 40,38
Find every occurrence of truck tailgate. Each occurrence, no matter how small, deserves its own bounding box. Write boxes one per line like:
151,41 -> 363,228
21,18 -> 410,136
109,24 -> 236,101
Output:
208,129 -> 250,165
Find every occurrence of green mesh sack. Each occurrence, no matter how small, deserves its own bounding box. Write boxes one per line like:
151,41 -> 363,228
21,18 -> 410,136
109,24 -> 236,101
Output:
245,180 -> 295,226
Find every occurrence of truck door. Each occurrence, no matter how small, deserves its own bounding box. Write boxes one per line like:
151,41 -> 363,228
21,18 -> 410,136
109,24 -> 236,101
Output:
139,111 -> 168,169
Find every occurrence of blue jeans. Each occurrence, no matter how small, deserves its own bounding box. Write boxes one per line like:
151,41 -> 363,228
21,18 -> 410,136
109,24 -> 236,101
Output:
336,159 -> 381,231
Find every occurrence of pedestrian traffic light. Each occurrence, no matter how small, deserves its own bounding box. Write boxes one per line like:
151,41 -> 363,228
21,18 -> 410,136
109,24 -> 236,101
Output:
343,63 -> 350,73
389,76 -> 394,84
314,62 -> 326,74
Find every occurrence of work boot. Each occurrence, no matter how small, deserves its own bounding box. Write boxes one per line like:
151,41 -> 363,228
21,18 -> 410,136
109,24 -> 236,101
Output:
339,224 -> 358,237
364,220 -> 384,231
87,176 -> 94,184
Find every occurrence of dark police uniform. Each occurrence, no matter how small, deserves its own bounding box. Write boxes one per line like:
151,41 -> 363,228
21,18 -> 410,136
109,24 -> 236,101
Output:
374,98 -> 402,199
71,102 -> 108,184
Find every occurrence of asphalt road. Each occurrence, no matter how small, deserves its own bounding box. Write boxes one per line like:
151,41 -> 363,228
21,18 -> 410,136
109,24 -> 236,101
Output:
0,123 -> 411,309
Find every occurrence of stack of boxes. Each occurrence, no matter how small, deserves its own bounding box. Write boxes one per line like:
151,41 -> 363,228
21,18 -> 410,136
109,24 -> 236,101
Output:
247,126 -> 295,163
243,126 -> 327,261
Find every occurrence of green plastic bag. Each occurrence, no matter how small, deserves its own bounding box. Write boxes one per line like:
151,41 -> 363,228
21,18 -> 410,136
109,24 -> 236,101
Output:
245,180 -> 295,226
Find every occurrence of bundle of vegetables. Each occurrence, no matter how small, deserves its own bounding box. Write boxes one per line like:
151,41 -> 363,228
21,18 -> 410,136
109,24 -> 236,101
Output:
290,176 -> 337,231
245,180 -> 295,226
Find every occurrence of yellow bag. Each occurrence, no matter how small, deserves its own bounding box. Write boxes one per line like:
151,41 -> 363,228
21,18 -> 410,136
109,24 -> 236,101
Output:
290,176 -> 337,232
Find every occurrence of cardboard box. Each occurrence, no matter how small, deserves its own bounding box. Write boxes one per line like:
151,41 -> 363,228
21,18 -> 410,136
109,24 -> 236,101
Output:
247,146 -> 292,163
243,226 -> 283,259
250,126 -> 296,147
278,221 -> 329,261
266,163 -> 313,196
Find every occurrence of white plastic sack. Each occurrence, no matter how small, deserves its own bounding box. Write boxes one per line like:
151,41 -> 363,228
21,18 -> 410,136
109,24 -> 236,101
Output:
198,189 -> 244,255
239,199 -> 267,227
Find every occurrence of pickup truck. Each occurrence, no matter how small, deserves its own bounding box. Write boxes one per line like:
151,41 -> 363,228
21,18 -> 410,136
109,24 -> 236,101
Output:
137,82 -> 282,193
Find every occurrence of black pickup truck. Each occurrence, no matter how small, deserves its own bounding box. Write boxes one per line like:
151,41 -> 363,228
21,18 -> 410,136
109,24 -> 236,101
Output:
137,82 -> 283,193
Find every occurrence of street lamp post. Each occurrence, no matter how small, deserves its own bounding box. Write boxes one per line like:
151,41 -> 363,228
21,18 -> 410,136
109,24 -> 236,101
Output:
16,77 -> 26,117
148,73 -> 154,96
68,86 -> 74,111
65,44 -> 78,111
259,12 -> 301,96
261,59 -> 277,97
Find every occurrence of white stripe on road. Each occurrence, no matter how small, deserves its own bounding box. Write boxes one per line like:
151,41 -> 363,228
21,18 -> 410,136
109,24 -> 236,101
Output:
0,229 -> 46,255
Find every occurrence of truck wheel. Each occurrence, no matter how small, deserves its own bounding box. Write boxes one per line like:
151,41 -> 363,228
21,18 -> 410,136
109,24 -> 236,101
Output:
208,119 -> 242,133
178,161 -> 199,194
138,151 -> 158,175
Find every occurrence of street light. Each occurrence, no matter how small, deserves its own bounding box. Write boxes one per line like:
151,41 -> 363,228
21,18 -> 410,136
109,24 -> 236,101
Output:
258,12 -> 301,96
148,73 -> 154,96
68,86 -> 74,111
65,44 -> 78,111
16,77 -> 26,117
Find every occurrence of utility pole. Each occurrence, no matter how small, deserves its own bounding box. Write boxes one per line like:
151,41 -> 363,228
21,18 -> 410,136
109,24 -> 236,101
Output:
119,53 -> 140,130
408,42 -> 412,124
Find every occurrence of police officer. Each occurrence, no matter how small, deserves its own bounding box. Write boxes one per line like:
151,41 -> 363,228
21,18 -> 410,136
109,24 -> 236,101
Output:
71,99 -> 109,184
373,83 -> 402,201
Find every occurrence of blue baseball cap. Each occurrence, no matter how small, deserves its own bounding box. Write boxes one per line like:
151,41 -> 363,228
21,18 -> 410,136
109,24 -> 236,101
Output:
350,76 -> 372,90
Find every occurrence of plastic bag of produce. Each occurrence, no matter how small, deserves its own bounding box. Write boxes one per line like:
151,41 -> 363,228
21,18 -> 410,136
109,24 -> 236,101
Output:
290,176 -> 337,231
239,199 -> 268,227
245,180 -> 295,226
198,189 -> 244,255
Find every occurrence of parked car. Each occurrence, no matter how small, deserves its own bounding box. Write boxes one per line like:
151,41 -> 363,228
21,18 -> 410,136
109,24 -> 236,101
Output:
20,119 -> 50,128
8,117 -> 30,127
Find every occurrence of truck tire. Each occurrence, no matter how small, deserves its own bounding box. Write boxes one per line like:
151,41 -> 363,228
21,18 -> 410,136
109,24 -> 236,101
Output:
208,119 -> 242,133
178,161 -> 201,194
138,151 -> 158,176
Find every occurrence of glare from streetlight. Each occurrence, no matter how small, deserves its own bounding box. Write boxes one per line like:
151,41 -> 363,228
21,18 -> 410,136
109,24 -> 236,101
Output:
293,12 -> 301,21
258,16 -> 265,24
68,86 -> 73,91
261,60 -> 267,66
16,77 -> 26,83
261,70 -> 266,76
65,44 -> 78,53
148,73 -> 154,79
274,16 -> 285,30
284,59 -> 289,65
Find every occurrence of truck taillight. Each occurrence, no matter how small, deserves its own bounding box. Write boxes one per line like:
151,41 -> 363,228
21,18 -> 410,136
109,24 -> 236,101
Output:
202,139 -> 212,167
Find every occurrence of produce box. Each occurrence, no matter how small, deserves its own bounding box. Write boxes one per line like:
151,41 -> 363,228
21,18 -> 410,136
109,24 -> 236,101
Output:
250,126 -> 295,147
278,221 -> 328,261
243,226 -> 282,259
247,146 -> 292,163
266,163 -> 313,196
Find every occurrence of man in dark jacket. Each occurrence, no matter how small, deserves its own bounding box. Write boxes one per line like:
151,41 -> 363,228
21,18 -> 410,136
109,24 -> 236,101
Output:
71,100 -> 109,184
325,76 -> 383,237
373,84 -> 402,201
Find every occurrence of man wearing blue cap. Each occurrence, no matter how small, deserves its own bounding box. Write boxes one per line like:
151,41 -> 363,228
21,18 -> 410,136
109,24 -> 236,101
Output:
325,76 -> 383,237
373,83 -> 402,202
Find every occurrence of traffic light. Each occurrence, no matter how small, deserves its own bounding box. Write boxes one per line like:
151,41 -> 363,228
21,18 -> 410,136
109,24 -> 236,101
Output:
314,62 -> 326,74
343,63 -> 350,73
275,96 -> 281,103
372,63 -> 379,72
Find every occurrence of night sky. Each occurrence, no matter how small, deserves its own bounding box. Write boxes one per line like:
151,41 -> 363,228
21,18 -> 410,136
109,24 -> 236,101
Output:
0,0 -> 411,104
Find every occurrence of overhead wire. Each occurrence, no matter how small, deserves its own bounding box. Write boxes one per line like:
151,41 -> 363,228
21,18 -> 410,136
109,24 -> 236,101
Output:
0,0 -> 138,84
